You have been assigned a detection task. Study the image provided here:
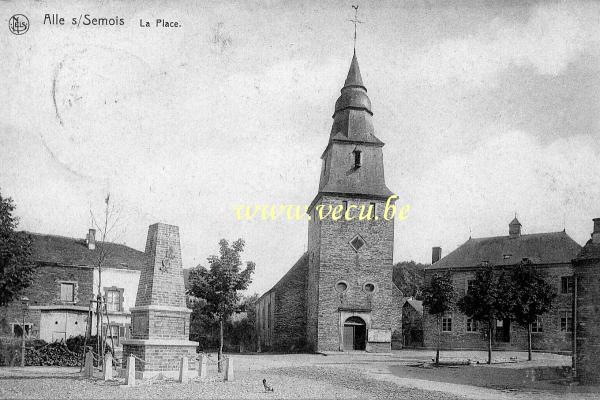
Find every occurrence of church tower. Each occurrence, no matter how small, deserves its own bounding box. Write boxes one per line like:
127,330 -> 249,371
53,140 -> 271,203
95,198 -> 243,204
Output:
306,52 -> 399,352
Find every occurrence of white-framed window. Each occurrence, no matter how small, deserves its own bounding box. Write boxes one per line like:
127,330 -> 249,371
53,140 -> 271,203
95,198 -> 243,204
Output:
466,317 -> 478,332
11,323 -> 33,338
442,314 -> 452,332
103,324 -> 122,347
560,311 -> 573,332
531,316 -> 543,333
60,282 -> 75,302
105,289 -> 122,312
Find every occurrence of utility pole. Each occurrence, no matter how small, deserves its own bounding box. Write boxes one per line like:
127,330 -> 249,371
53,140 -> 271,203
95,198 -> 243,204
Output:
572,275 -> 577,378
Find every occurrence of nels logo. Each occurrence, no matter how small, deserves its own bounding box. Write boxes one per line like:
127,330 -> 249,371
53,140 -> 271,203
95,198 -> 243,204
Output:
9,14 -> 29,35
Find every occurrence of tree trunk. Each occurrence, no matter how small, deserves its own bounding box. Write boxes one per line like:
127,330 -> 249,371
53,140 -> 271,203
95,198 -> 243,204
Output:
435,314 -> 440,365
218,318 -> 224,373
527,323 -> 532,361
487,320 -> 492,365
96,295 -> 101,367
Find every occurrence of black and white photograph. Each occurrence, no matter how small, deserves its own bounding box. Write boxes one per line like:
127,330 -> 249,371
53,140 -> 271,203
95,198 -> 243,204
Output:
1,1 -> 600,398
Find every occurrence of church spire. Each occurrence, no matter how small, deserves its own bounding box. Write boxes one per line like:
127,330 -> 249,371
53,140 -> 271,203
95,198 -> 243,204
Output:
310,49 -> 393,208
343,51 -> 365,90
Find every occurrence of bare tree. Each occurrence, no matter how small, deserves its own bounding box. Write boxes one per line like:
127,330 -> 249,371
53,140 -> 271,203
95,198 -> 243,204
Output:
88,193 -> 123,363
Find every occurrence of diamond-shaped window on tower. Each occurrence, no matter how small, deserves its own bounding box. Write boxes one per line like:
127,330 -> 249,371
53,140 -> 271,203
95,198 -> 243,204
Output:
349,235 -> 366,252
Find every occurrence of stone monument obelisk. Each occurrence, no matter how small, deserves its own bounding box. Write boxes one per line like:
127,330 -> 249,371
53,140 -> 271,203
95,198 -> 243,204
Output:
122,223 -> 198,379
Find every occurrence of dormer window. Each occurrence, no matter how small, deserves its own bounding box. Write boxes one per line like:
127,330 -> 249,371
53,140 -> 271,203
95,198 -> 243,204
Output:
353,149 -> 362,168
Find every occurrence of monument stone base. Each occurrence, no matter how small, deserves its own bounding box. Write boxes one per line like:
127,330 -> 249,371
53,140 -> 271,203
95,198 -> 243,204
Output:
122,339 -> 199,380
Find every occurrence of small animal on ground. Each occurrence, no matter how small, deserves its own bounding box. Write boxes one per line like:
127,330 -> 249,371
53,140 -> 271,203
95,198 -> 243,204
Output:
263,378 -> 274,392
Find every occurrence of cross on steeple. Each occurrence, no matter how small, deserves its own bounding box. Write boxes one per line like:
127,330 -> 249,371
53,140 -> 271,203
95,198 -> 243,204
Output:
348,5 -> 363,52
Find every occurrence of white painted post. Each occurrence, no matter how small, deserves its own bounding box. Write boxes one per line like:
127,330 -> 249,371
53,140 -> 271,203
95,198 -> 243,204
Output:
125,355 -> 135,386
197,354 -> 207,379
83,350 -> 94,378
103,353 -> 113,380
224,357 -> 234,381
179,356 -> 189,383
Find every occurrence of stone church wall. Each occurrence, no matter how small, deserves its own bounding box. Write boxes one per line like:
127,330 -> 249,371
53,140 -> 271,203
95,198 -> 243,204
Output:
257,253 -> 308,352
312,196 -> 395,352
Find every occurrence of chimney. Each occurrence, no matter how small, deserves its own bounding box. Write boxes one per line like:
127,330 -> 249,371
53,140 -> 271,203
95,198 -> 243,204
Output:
87,229 -> 96,250
509,217 -> 521,238
432,246 -> 442,264
592,218 -> 600,244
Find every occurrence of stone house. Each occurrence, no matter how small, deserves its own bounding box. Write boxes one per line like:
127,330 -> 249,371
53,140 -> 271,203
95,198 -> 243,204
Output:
256,51 -> 403,353
423,218 -> 581,352
0,229 -> 146,350
402,299 -> 423,348
573,218 -> 600,384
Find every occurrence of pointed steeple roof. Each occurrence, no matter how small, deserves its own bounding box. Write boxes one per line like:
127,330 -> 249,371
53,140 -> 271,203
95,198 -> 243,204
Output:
343,51 -> 366,90
334,52 -> 372,117
309,49 -> 393,210
510,217 -> 521,226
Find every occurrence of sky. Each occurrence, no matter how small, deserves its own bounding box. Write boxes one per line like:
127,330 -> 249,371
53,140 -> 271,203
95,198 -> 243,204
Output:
2,0 -> 600,295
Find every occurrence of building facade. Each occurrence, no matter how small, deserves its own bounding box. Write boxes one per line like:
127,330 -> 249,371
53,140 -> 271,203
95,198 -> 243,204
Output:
423,218 -> 581,352
0,229 -> 146,350
402,299 -> 424,348
256,52 -> 403,352
573,218 -> 600,383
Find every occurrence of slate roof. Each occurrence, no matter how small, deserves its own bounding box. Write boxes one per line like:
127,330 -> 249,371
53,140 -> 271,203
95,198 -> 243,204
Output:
343,51 -> 365,89
427,231 -> 581,270
258,252 -> 308,301
575,239 -> 600,261
404,299 -> 423,315
26,232 -> 148,270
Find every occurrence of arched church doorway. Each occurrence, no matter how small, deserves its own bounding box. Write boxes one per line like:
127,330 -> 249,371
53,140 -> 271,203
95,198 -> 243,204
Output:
343,316 -> 366,350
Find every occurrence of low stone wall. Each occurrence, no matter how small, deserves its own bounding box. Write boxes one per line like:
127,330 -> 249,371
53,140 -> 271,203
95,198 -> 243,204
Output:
367,342 -> 391,353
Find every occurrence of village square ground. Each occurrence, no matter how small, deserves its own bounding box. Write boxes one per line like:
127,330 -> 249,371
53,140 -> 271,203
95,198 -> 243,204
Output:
1,350 -> 599,399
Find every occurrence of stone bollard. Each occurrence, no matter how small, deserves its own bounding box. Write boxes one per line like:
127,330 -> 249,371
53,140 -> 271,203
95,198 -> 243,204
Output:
197,354 -> 207,379
83,350 -> 94,378
103,353 -> 113,381
224,357 -> 234,381
179,356 -> 189,383
125,355 -> 135,386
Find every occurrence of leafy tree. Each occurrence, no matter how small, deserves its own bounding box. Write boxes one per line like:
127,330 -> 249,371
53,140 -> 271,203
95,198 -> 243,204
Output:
187,239 -> 255,371
188,293 -> 259,353
392,261 -> 427,299
0,192 -> 33,307
422,272 -> 455,365
510,262 -> 556,361
457,267 -> 513,364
